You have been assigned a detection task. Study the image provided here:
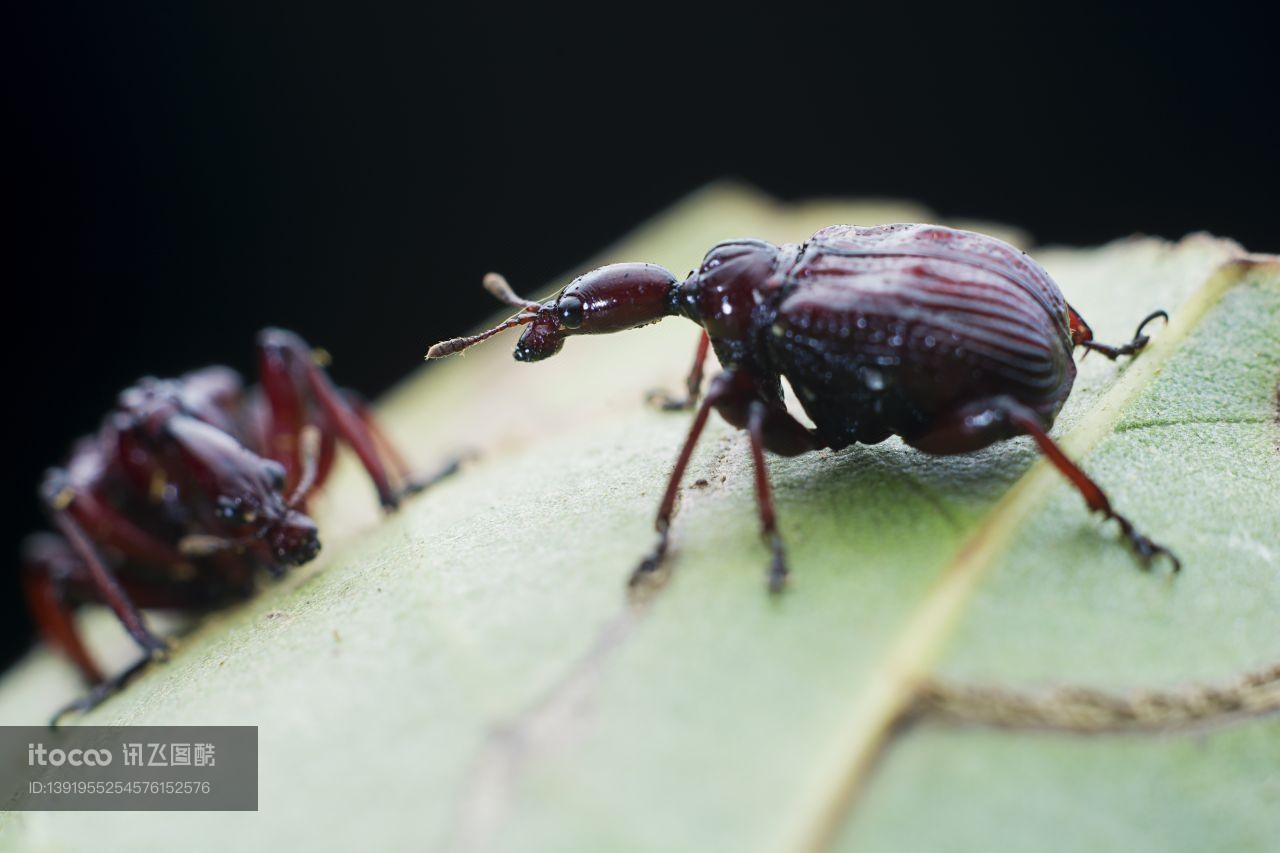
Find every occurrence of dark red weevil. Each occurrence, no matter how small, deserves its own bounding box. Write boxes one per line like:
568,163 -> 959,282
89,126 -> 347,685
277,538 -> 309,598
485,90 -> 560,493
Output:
24,328 -> 462,721
428,224 -> 1176,592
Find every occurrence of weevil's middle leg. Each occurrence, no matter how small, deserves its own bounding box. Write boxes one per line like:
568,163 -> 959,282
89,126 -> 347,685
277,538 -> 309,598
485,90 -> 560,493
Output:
1079,310 -> 1169,360
631,372 -> 819,593
747,401 -> 789,593
46,505 -> 168,656
646,330 -> 710,411
259,328 -> 410,510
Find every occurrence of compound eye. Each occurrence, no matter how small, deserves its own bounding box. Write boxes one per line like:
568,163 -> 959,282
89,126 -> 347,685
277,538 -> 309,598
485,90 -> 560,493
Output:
217,495 -> 248,522
215,494 -> 260,525
558,295 -> 584,329
216,498 -> 239,521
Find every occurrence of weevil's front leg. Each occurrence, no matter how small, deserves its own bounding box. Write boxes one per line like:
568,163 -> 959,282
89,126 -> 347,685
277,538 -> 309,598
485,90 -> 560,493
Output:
40,482 -> 168,657
258,328 -> 401,510
26,528 -> 257,724
646,330 -> 710,411
50,654 -> 156,727
22,536 -> 106,685
1078,310 -> 1169,360
629,369 -> 736,590
25,532 -> 193,726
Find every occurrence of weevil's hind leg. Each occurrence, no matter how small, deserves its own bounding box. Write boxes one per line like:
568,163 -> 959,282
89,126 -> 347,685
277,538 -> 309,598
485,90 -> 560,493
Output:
1078,310 -> 1169,360
646,330 -> 710,411
913,396 -> 1179,571
344,392 -> 470,498
1002,401 -> 1179,570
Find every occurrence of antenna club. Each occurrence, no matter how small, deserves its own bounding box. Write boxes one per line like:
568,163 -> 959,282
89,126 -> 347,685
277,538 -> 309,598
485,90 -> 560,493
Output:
427,339 -> 467,359
483,272 -> 542,311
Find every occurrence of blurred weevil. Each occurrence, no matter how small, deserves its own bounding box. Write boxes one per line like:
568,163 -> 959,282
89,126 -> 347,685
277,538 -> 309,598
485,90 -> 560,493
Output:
428,224 -> 1177,592
25,328 -> 463,722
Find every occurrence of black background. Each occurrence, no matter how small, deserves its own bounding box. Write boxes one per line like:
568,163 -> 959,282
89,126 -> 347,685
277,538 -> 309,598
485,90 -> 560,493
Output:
4,2 -> 1276,671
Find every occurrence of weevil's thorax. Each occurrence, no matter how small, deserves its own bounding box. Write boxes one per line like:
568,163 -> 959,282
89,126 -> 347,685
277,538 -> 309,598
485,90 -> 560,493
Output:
676,239 -> 797,369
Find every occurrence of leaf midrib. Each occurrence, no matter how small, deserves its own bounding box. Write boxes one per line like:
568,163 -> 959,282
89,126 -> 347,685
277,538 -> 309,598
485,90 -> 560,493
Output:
781,258 -> 1254,853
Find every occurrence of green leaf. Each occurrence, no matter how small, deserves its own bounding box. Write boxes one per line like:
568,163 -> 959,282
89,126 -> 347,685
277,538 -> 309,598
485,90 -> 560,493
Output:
1,184 -> 1276,851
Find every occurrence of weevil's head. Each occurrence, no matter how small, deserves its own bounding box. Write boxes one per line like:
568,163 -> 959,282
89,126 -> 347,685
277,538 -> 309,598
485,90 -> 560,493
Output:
167,415 -> 324,571
426,264 -> 680,363
511,309 -> 566,362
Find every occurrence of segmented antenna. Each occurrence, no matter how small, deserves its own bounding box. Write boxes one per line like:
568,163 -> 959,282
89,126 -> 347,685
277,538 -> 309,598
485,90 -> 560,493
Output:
426,272 -> 542,359
426,313 -> 536,359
